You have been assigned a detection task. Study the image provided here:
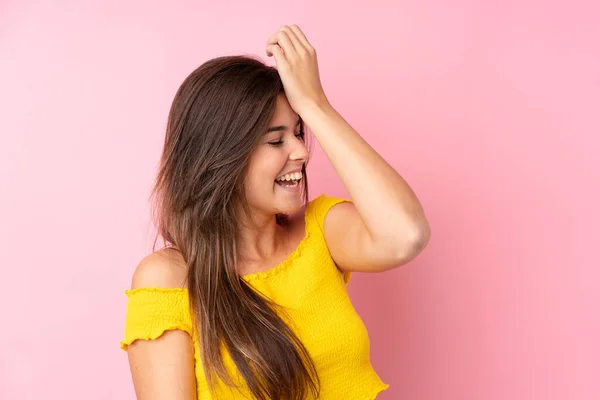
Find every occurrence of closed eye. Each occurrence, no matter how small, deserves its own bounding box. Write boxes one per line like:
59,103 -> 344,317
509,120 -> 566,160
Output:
268,130 -> 304,146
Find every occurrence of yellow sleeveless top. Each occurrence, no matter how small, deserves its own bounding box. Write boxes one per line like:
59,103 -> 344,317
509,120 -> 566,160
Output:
120,194 -> 389,399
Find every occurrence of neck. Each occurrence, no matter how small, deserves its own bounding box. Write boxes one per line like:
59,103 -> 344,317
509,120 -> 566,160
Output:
236,212 -> 286,266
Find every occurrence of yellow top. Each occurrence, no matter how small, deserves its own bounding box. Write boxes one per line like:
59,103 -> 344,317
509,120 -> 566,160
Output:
120,194 -> 389,399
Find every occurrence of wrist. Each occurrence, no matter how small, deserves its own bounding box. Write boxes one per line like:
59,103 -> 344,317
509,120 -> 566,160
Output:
298,97 -> 333,121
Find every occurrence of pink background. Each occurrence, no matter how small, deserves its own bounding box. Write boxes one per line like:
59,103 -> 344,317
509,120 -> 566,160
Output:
1,1 -> 598,399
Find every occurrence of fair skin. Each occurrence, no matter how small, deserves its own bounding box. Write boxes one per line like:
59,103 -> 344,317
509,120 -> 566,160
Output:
235,93 -> 309,276
127,250 -> 195,399
127,25 -> 430,399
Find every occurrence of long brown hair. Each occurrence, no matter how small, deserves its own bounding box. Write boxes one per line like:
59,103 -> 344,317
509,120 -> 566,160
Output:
149,55 -> 319,400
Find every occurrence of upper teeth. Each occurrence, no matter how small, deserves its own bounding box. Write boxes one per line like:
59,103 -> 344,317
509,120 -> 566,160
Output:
276,172 -> 302,182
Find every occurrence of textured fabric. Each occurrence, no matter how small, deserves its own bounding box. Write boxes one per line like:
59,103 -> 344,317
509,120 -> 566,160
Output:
121,194 -> 389,399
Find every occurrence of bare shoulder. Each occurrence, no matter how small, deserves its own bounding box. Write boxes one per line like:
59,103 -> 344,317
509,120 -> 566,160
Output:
130,248 -> 189,290
127,249 -> 196,399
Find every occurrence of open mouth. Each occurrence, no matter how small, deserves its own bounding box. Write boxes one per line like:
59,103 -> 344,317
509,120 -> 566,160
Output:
275,179 -> 301,188
275,171 -> 303,188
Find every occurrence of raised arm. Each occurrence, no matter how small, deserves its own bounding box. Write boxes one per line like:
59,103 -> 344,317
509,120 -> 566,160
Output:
267,25 -> 431,273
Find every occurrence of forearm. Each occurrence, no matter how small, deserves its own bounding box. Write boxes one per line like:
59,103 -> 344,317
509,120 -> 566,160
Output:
301,101 -> 430,247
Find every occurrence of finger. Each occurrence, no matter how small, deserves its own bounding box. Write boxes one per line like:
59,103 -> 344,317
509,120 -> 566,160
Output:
266,43 -> 279,57
266,43 -> 287,67
288,25 -> 313,50
279,25 -> 304,53
267,30 -> 297,58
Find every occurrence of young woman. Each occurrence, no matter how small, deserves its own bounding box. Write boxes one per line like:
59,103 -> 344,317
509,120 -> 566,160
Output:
120,25 -> 430,400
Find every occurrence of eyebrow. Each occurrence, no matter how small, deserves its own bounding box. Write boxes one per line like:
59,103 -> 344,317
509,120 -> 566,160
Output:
266,118 -> 302,133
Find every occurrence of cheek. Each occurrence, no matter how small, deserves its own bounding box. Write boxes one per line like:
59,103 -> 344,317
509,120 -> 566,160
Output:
247,146 -> 292,188
256,150 -> 286,173
245,155 -> 277,190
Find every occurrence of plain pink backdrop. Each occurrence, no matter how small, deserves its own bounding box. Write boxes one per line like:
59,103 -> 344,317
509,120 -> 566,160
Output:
1,1 -> 598,399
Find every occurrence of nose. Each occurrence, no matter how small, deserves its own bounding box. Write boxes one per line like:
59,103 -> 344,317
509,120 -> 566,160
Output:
289,136 -> 308,162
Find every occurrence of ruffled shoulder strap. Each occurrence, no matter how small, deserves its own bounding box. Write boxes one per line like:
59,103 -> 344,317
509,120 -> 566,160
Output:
305,194 -> 354,284
120,287 -> 193,350
306,194 -> 352,234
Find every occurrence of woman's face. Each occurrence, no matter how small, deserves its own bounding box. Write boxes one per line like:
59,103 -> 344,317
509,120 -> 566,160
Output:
244,94 -> 308,217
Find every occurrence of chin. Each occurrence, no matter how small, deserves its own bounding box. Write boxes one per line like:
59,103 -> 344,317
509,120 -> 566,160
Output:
275,197 -> 303,213
272,184 -> 304,213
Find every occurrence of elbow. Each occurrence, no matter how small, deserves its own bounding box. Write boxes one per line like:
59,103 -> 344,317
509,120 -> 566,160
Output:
413,223 -> 431,254
394,222 -> 431,265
